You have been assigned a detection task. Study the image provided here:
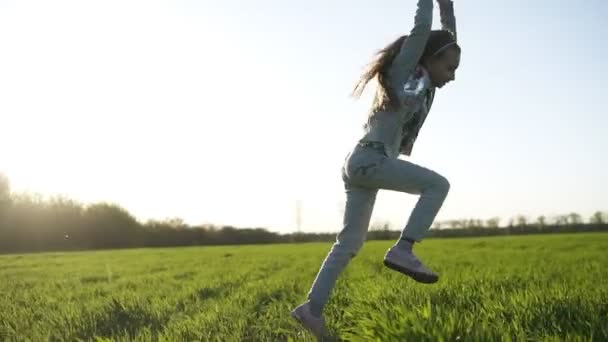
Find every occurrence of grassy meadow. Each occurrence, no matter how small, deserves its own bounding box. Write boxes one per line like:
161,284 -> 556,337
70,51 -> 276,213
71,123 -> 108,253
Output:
1,232 -> 607,341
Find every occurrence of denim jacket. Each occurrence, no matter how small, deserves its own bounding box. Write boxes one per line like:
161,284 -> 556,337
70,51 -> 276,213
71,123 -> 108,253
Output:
359,0 -> 456,159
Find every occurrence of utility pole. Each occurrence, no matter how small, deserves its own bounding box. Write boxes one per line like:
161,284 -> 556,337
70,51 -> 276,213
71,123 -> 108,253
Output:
296,200 -> 302,232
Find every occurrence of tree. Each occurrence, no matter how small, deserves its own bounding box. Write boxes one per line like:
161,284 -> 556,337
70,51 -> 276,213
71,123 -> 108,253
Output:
567,212 -> 582,225
554,215 -> 569,225
0,173 -> 9,198
370,220 -> 391,232
163,217 -> 187,229
0,172 -> 12,250
485,217 -> 500,228
447,220 -> 462,229
590,211 -> 606,224
516,215 -> 528,227
82,203 -> 141,248
369,220 -> 393,240
536,215 -> 546,227
0,172 -> 10,212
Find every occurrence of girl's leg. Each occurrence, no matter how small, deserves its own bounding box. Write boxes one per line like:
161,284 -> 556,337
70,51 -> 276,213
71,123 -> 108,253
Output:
305,182 -> 378,316
347,152 -> 450,282
345,148 -> 450,242
373,157 -> 450,241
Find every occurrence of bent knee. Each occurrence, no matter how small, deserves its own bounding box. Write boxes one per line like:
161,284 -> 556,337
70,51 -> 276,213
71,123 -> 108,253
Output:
432,173 -> 450,193
440,175 -> 451,191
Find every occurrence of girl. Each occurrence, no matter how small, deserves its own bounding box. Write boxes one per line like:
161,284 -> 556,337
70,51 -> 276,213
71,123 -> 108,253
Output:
291,0 -> 460,339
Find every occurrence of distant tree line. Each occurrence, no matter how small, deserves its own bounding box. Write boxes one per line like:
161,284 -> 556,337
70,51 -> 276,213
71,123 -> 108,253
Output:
0,173 -> 607,254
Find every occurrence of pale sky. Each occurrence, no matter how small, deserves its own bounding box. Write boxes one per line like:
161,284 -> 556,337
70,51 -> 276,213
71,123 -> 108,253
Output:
1,0 -> 606,233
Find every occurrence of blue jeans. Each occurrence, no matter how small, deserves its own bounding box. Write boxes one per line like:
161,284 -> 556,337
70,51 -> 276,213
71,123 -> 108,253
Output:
306,141 -> 450,311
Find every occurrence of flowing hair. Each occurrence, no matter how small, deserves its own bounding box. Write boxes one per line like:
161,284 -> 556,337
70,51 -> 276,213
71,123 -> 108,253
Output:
352,30 -> 459,112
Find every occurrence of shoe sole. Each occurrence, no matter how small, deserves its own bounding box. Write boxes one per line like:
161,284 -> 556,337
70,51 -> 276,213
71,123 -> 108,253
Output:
383,259 -> 439,284
291,310 -> 325,340
291,310 -> 305,326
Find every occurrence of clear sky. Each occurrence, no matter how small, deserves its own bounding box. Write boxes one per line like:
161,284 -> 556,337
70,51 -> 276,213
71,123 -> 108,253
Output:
1,0 -> 606,233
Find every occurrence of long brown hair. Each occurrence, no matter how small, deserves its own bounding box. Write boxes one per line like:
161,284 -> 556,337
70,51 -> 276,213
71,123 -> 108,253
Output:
352,35 -> 408,112
352,30 -> 459,112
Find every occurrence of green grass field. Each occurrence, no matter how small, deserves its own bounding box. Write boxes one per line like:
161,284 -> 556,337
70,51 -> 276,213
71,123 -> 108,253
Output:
1,232 -> 607,341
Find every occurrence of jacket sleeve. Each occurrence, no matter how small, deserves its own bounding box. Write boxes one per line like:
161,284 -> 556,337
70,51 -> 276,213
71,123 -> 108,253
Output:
438,0 -> 457,40
386,0 -> 433,96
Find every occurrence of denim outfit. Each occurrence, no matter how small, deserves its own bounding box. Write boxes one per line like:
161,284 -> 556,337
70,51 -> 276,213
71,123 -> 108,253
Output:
305,0 -> 457,314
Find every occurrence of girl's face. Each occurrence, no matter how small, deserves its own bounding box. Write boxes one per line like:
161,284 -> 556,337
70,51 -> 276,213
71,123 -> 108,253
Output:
425,48 -> 461,88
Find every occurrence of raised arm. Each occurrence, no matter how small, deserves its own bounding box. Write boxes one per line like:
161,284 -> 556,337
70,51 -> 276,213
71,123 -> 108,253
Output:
386,0 -> 433,91
437,0 -> 457,40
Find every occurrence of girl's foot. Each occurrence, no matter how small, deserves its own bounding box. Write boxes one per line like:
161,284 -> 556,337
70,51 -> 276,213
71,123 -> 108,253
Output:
383,246 -> 439,283
291,301 -> 330,341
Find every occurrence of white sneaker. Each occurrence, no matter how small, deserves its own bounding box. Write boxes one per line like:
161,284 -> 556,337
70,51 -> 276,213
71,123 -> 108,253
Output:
383,246 -> 439,284
291,301 -> 330,341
